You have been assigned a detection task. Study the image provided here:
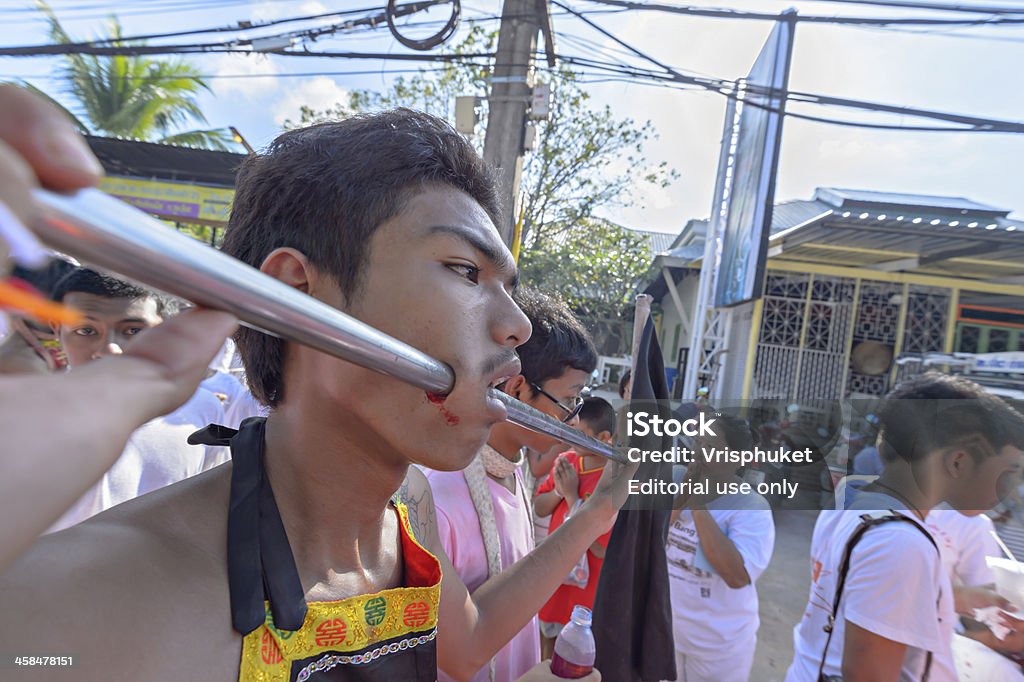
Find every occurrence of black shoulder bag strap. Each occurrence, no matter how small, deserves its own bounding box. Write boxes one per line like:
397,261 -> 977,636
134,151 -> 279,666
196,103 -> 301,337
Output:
816,511 -> 941,682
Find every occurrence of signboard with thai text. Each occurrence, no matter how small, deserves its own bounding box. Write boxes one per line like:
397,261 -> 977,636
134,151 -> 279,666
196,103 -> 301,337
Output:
99,176 -> 234,225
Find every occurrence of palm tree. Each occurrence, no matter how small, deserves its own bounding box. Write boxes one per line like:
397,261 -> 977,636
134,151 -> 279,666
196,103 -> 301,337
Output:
29,2 -> 234,151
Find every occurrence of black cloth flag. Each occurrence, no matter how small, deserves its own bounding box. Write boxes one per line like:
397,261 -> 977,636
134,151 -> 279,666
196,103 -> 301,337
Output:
592,317 -> 676,681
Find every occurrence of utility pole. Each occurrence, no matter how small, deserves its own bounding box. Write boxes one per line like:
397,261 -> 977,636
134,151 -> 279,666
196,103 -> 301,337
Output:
483,0 -> 554,247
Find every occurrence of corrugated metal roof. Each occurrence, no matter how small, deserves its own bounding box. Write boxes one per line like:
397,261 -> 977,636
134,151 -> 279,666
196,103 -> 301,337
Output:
771,200 -> 832,234
624,227 -> 677,256
86,135 -> 246,187
814,187 -> 1009,216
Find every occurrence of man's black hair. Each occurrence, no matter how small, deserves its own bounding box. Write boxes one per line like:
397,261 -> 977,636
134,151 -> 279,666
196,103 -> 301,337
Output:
221,109 -> 501,407
580,396 -> 616,438
513,287 -> 597,387
12,255 -> 77,297
618,368 -> 632,400
51,267 -> 179,318
878,372 -> 1024,463
713,413 -> 757,451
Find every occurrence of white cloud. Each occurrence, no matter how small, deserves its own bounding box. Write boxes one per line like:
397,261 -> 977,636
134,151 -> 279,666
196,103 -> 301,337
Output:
210,53 -> 280,100
250,0 -> 327,22
271,76 -> 351,126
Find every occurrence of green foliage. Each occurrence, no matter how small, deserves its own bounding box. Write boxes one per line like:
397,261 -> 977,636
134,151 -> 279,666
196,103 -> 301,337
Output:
287,25 -> 676,354
33,2 -> 233,150
519,218 -> 653,354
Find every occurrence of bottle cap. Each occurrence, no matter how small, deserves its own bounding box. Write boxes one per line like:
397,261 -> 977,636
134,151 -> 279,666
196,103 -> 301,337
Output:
570,605 -> 592,627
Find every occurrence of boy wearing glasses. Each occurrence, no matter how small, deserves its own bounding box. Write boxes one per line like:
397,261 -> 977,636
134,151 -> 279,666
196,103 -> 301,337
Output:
423,287 -> 598,682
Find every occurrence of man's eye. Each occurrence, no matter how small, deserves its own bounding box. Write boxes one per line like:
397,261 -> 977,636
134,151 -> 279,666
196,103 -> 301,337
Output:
73,327 -> 97,337
124,327 -> 145,336
447,264 -> 480,284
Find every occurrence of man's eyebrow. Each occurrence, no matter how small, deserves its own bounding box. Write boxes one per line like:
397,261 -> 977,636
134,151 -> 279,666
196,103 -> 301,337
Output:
428,224 -> 519,289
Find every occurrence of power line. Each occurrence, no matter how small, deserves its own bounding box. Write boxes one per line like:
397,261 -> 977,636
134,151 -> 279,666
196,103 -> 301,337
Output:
792,0 -> 1024,14
0,1 -> 454,57
562,56 -> 1021,130
579,0 -> 1024,25
555,1 -> 1024,132
6,1 -> 1021,133
44,4 -> 393,47
0,0 -> 262,22
4,67 -> 454,82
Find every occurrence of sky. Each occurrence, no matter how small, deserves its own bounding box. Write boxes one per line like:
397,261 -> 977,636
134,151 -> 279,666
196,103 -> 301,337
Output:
2,0 -> 1023,235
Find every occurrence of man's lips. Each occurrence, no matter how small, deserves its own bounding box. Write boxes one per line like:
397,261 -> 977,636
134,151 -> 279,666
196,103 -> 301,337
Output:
486,358 -> 522,389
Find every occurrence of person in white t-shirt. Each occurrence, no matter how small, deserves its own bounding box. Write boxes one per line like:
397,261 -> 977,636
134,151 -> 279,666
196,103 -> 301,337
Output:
663,413 -> 775,682
46,267 -> 229,531
787,373 -> 1024,682
926,505 -> 1024,681
201,365 -> 267,428
926,504 -> 1000,589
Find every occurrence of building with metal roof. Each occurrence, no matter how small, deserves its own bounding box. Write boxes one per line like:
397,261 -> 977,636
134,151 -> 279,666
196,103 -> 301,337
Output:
86,136 -> 247,243
643,187 -> 1024,403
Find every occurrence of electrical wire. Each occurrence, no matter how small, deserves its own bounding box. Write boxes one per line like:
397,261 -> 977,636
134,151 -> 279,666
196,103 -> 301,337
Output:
554,3 -> 1024,132
41,5 -> 392,48
579,0 -> 1024,25
3,0 -> 1021,134
0,0 -> 263,22
0,2 -> 452,57
4,67 -> 455,82
386,0 -> 460,50
790,0 -> 1024,14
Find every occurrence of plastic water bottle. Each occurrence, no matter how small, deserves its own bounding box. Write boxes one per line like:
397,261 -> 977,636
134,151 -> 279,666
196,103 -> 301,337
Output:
551,605 -> 596,679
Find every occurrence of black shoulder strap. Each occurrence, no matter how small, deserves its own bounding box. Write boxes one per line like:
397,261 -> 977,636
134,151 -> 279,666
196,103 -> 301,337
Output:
816,511 -> 940,681
189,417 -> 307,635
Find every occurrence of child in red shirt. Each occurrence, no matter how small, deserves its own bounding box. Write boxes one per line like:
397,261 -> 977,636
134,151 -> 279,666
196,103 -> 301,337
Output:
533,397 -> 616,658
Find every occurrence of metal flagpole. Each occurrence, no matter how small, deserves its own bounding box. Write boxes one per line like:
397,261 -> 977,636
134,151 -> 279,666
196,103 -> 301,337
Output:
32,187 -> 627,463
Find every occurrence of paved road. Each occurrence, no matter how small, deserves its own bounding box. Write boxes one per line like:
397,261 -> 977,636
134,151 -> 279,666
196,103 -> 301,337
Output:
751,508 -> 818,681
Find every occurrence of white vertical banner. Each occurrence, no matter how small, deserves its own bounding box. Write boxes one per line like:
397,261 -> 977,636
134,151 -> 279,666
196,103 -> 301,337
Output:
683,12 -> 796,402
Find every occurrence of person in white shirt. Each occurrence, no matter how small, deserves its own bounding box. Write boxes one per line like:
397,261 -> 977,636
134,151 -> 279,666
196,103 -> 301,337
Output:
199,338 -> 268,428
927,505 -> 1024,681
47,267 -> 228,531
787,373 -> 1024,682
664,413 -> 775,682
926,504 -> 1001,592
201,365 -> 267,428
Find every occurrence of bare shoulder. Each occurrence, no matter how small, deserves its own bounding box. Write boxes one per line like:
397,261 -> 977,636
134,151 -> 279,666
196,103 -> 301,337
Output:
0,466 -> 239,680
396,465 -> 439,548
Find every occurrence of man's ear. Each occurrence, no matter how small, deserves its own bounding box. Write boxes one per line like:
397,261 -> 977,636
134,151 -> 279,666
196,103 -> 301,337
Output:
260,248 -> 315,295
599,430 -> 614,445
944,449 -> 971,478
502,374 -> 529,400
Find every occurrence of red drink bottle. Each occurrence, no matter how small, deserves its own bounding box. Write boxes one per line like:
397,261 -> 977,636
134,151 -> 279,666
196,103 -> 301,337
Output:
551,605 -> 596,679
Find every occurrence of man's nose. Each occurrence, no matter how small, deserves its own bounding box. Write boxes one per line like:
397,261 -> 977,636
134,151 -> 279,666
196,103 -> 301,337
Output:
91,337 -> 123,358
494,292 -> 532,348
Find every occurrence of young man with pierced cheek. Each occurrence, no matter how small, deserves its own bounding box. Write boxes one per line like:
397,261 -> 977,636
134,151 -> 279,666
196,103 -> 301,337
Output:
0,111 -> 622,681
